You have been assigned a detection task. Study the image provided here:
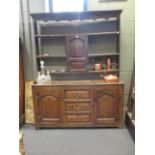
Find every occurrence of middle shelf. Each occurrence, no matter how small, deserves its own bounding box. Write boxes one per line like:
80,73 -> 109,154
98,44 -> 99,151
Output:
36,52 -> 119,58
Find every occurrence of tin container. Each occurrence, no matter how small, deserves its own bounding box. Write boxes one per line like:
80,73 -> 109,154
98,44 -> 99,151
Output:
94,63 -> 102,71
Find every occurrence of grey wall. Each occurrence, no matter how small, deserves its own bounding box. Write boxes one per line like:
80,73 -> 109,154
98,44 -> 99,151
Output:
19,0 -> 135,105
19,0 -> 46,80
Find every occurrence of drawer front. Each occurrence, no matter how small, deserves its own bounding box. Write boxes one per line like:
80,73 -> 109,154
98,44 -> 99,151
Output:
65,102 -> 91,111
69,60 -> 86,68
66,114 -> 91,123
65,90 -> 90,99
68,59 -> 87,72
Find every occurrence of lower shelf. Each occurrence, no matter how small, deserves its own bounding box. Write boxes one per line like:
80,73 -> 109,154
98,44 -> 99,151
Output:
50,69 -> 119,74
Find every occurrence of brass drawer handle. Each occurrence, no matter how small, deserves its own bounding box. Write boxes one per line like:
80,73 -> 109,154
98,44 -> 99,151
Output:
76,105 -> 80,111
75,94 -> 81,99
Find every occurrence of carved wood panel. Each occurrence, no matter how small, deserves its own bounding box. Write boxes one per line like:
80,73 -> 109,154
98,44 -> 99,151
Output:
66,102 -> 91,111
39,95 -> 59,119
66,35 -> 88,72
66,35 -> 88,58
32,83 -> 124,128
66,114 -> 91,123
65,90 -> 90,99
35,90 -> 64,123
94,90 -> 120,123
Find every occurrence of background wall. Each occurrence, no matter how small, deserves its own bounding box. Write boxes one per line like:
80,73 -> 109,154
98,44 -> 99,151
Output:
20,0 -> 135,106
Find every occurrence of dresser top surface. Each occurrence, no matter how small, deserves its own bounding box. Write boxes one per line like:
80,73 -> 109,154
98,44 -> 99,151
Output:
32,80 -> 124,86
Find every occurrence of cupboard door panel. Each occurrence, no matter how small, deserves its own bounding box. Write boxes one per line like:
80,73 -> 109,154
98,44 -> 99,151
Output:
66,35 -> 88,58
39,95 -> 60,119
68,38 -> 85,57
34,90 -> 64,124
94,90 -> 121,124
96,95 -> 117,119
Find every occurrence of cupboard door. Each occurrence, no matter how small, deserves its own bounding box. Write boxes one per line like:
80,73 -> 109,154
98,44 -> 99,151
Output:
66,35 -> 88,72
93,90 -> 121,124
66,35 -> 88,58
35,90 -> 64,124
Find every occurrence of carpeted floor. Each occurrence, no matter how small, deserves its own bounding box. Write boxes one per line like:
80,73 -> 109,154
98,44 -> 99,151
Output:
21,124 -> 135,155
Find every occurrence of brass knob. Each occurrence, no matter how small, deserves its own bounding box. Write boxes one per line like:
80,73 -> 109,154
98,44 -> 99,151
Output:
76,105 -> 80,111
75,95 -> 80,99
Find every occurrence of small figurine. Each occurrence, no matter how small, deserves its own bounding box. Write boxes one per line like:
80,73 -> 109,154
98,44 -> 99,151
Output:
106,58 -> 111,70
40,60 -> 45,70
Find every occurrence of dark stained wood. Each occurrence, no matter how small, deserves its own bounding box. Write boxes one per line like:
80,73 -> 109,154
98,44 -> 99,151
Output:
65,114 -> 92,123
88,53 -> 119,57
36,53 -> 119,59
34,31 -> 119,38
65,102 -> 91,111
67,59 -> 87,72
33,89 -> 64,129
36,55 -> 66,58
66,35 -> 88,57
32,80 -> 124,128
30,11 -> 123,128
33,69 -> 119,75
66,35 -> 88,72
65,90 -> 90,99
30,10 -> 122,21
19,38 -> 25,127
93,87 -> 124,127
31,10 -> 122,79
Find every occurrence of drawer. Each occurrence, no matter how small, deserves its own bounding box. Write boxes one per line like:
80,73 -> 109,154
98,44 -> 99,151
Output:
66,114 -> 91,123
65,102 -> 91,111
68,60 -> 86,69
65,90 -> 90,99
68,59 -> 87,72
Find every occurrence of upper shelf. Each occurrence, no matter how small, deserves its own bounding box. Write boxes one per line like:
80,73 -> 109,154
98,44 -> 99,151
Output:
34,31 -> 119,38
30,10 -> 122,21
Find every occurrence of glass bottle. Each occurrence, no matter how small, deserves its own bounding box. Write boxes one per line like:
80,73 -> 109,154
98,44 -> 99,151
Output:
46,70 -> 51,82
37,72 -> 42,84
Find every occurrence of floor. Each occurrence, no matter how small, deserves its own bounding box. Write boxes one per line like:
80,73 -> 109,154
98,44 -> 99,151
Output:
21,124 -> 135,155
